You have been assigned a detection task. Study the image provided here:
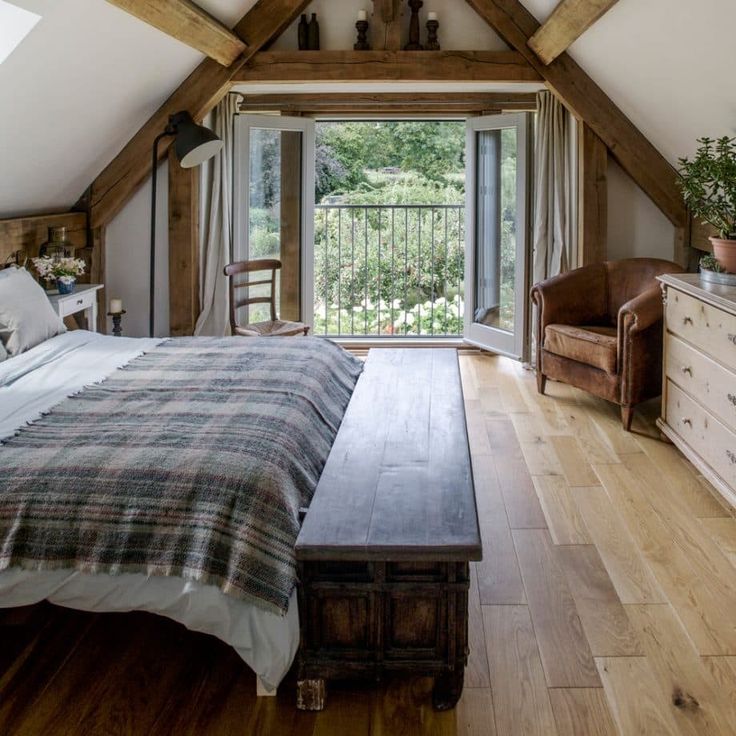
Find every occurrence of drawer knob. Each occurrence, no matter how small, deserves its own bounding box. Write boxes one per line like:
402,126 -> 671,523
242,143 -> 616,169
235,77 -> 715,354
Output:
728,450 -> 736,465
682,418 -> 692,426
729,394 -> 736,407
729,334 -> 736,346
76,299 -> 84,305
681,366 -> 692,376
683,316 -> 693,325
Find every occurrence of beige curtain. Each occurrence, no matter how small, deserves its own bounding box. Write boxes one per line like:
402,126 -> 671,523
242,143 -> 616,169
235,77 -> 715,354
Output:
194,94 -> 239,336
532,91 -> 573,285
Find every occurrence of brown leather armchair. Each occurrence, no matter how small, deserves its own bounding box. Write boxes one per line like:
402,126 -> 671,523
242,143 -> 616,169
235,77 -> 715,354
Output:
530,258 -> 684,430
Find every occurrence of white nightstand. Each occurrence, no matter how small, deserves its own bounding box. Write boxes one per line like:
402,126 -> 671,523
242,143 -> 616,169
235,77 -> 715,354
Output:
47,284 -> 103,333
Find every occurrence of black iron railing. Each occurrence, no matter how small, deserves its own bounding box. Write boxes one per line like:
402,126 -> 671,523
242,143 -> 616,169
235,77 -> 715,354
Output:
313,204 -> 465,337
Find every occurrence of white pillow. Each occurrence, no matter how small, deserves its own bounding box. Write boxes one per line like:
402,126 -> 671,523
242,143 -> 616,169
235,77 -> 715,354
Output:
0,339 -> 6,362
0,267 -> 66,356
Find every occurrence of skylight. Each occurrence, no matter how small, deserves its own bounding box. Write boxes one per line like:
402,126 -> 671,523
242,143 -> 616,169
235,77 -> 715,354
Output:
0,1 -> 41,65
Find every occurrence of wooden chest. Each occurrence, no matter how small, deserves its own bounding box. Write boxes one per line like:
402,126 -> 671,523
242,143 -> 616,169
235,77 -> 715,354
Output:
658,274 -> 736,509
295,349 -> 481,711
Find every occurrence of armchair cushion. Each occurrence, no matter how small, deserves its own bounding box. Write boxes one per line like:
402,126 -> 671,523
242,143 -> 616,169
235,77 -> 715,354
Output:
544,324 -> 618,374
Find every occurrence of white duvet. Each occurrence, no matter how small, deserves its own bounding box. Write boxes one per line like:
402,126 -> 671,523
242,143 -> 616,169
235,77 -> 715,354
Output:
0,331 -> 299,689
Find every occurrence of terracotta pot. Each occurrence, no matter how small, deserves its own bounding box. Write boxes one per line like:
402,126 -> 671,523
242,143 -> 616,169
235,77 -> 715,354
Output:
710,237 -> 736,273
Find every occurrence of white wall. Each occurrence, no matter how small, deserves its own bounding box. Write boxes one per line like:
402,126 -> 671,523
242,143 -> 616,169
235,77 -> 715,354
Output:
606,159 -> 675,262
105,163 -> 169,337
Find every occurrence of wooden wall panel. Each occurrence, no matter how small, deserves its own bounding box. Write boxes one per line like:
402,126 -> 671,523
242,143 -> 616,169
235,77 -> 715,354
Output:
168,149 -> 200,336
577,124 -> 607,265
0,211 -> 87,266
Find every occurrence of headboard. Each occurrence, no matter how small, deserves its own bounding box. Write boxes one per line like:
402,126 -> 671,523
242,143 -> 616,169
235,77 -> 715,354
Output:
0,211 -> 88,267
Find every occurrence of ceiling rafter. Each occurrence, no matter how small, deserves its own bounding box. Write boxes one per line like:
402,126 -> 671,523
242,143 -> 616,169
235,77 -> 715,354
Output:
105,0 -> 247,67
84,0 -> 312,229
464,0 -> 687,227
528,0 -> 620,65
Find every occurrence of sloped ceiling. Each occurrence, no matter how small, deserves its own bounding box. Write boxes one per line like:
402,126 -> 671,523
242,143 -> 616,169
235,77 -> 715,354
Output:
1,0 -> 734,220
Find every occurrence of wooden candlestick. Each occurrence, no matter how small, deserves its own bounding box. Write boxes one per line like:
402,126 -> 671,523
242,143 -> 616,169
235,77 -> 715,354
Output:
107,310 -> 126,337
426,19 -> 440,50
354,19 -> 370,50
404,0 -> 423,50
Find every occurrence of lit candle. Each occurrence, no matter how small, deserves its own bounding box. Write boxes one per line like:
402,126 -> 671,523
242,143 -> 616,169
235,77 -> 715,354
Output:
110,298 -> 123,314
357,9 -> 367,20
427,11 -> 438,20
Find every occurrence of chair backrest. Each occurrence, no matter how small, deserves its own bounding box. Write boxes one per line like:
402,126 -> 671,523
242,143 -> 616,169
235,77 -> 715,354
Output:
224,259 -> 281,330
604,258 -> 684,318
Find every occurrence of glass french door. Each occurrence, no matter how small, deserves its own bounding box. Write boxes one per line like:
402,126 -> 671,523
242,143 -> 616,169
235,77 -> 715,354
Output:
233,115 -> 315,325
464,113 -> 532,359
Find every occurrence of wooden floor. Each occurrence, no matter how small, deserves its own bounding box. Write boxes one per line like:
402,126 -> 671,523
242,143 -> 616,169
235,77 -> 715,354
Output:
2,353 -> 736,735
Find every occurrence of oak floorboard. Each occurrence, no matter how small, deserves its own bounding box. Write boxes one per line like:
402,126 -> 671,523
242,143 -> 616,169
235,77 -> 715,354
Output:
454,688 -> 497,736
477,520 -> 527,605
494,455 -> 548,529
548,688 -> 618,736
596,657 -> 682,735
533,475 -> 590,545
482,605 -> 558,736
551,401 -> 620,465
512,529 -> 601,687
555,545 -> 642,657
466,565 -> 491,688
594,462 -> 736,655
511,414 -> 565,476
699,517 -> 736,568
548,435 -> 599,487
570,485 -> 666,604
633,431 -> 730,518
624,452 -> 736,602
625,603 -> 736,736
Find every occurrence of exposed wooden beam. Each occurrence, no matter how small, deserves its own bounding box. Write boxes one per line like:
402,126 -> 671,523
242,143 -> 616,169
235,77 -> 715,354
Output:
528,0 -> 620,65
577,123 -> 607,265
84,0 -> 311,230
463,0 -> 687,227
105,0 -> 247,66
237,91 -> 538,114
234,50 -> 543,83
168,148 -> 199,336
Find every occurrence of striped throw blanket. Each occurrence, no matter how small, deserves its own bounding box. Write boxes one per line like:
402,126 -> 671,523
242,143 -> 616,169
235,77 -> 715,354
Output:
0,337 -> 362,615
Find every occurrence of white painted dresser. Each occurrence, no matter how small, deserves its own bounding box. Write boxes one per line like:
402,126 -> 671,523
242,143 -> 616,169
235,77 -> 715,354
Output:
658,273 -> 736,509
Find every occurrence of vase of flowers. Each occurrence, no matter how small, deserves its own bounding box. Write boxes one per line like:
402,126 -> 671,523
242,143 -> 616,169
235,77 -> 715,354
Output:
33,255 -> 87,294
678,136 -> 736,272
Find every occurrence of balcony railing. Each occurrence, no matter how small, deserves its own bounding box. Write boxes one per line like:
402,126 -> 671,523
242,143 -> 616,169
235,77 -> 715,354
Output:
313,204 -> 465,338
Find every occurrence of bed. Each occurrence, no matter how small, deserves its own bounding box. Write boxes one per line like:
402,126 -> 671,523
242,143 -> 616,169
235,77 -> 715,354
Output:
0,328 -> 362,691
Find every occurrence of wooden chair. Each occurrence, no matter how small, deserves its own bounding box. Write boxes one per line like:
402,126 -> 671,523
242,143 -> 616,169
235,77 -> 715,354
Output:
224,259 -> 309,337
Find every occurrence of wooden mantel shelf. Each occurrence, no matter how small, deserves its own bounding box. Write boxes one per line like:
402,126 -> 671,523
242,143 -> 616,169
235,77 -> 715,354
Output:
234,50 -> 543,83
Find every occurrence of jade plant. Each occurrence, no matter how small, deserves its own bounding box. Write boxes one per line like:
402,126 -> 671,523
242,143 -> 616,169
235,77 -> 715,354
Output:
678,136 -> 736,239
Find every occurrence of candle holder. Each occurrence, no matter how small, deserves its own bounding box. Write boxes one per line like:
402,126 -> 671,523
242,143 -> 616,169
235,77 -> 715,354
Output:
426,18 -> 440,50
354,19 -> 370,50
107,310 -> 126,338
404,0 -> 424,50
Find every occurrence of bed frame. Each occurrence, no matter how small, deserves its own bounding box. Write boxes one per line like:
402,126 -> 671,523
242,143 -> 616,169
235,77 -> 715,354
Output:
294,348 -> 481,711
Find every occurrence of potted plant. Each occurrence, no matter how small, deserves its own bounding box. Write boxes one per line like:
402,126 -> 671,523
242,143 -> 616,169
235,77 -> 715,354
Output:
32,255 -> 87,294
678,136 -> 736,272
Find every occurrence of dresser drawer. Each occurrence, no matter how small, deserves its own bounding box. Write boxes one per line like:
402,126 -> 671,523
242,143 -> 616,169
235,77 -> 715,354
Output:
665,380 -> 736,491
665,287 -> 736,364
55,289 -> 96,318
665,333 -> 736,433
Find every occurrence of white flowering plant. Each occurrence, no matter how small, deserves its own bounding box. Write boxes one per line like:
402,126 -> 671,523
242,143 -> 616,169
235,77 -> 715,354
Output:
32,256 -> 86,284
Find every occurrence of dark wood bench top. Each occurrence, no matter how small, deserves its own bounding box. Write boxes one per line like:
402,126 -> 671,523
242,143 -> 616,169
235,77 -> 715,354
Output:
296,348 -> 481,562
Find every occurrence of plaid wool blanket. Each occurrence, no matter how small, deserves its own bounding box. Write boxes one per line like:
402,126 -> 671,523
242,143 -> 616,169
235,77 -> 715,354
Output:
0,337 -> 363,615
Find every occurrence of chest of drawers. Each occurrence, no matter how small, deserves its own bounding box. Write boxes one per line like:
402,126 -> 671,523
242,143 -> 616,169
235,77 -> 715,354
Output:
658,274 -> 736,509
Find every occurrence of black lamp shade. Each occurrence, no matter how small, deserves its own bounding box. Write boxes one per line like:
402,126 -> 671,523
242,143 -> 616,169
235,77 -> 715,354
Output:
171,111 -> 223,168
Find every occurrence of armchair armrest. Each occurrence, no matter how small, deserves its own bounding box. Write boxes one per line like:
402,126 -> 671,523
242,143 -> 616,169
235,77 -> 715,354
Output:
530,264 -> 608,334
617,286 -> 663,335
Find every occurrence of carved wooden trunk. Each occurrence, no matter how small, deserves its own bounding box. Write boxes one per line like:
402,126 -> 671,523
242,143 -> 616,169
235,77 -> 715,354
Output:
295,349 -> 481,711
297,560 -> 470,709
